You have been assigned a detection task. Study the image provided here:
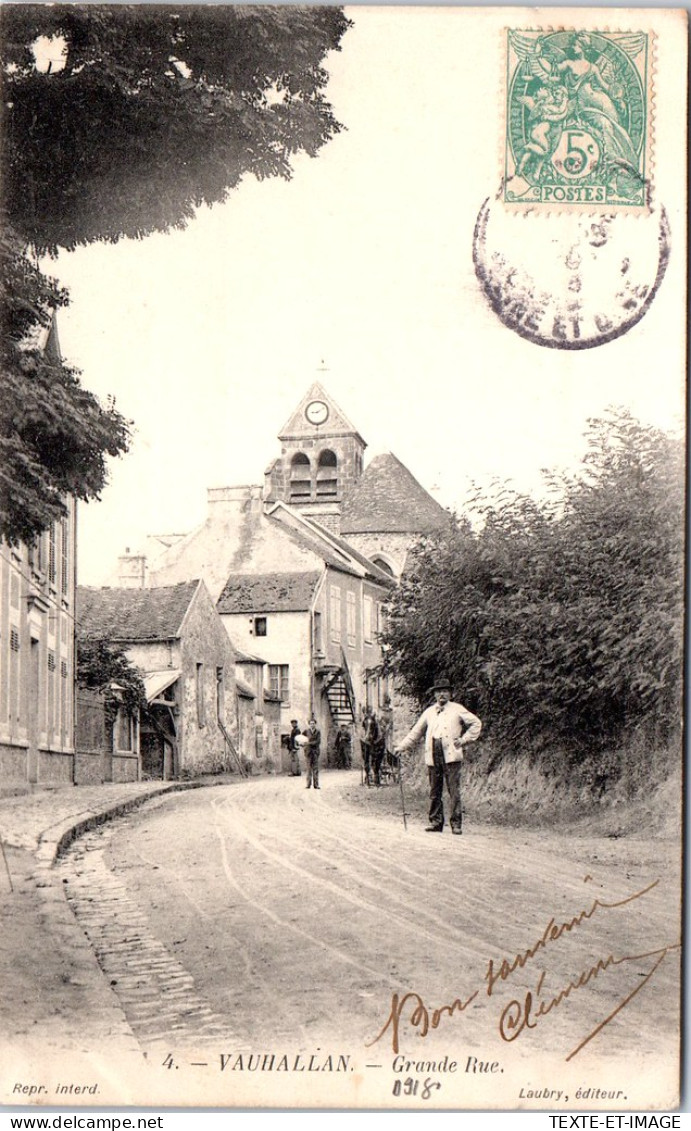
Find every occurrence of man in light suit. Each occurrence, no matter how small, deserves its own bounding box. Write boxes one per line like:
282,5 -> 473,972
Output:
396,677 -> 481,835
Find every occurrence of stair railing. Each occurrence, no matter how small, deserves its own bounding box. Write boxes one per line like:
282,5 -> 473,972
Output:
339,646 -> 357,720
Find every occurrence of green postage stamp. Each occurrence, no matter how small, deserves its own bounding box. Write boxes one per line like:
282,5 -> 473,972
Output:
504,30 -> 650,207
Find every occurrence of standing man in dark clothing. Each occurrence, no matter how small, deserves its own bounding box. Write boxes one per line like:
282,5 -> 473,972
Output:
288,719 -> 302,776
361,707 -> 379,786
371,716 -> 386,787
303,716 -> 321,789
334,726 -> 351,769
378,695 -> 395,779
396,677 -> 481,834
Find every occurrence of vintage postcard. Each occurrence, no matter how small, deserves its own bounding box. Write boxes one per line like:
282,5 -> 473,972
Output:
0,4 -> 686,1116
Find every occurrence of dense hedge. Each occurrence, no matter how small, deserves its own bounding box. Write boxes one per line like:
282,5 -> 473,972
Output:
383,409 -> 684,770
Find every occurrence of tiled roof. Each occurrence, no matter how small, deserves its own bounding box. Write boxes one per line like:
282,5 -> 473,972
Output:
143,670 -> 181,703
269,505 -> 392,586
77,581 -> 200,642
340,452 -> 450,534
276,519 -> 361,577
217,571 -> 322,614
234,648 -> 267,665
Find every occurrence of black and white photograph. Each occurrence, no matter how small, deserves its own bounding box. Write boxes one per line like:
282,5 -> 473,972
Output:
0,3 -> 686,1115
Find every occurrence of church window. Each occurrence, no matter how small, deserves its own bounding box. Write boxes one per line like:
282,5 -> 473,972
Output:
372,556 -> 395,578
316,450 -> 338,499
289,453 -> 312,501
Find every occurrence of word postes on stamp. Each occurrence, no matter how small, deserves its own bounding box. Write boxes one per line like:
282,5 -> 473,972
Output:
504,30 -> 650,208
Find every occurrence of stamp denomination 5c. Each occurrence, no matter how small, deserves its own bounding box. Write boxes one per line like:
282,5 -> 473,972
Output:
504,30 -> 650,207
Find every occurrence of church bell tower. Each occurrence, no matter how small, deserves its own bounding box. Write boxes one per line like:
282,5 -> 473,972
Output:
264,383 -> 366,533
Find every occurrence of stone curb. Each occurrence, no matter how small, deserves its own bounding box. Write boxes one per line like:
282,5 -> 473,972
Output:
23,781 -> 212,1056
38,781 -> 205,869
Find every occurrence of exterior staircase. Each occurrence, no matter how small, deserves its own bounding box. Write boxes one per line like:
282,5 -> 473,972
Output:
322,647 -> 357,727
323,672 -> 355,727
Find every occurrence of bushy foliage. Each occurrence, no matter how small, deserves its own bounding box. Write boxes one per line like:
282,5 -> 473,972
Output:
0,226 -> 131,544
1,5 -> 349,543
1,4 -> 349,255
383,409 -> 684,766
76,635 -> 146,720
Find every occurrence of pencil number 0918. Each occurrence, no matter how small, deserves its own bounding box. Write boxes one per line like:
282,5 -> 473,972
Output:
392,1076 -> 442,1100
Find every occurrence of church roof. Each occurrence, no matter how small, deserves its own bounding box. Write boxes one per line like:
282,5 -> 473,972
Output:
217,571 -> 322,614
77,580 -> 201,642
340,452 -> 450,534
268,503 -> 393,585
305,518 -> 396,585
276,521 -> 362,577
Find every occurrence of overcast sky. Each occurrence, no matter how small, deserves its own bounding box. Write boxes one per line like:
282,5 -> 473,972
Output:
49,7 -> 686,585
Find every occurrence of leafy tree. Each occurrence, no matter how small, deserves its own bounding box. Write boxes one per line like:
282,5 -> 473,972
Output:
1,4 -> 349,543
2,4 -> 350,254
77,635 -> 146,721
383,410 -> 684,767
0,226 -> 131,544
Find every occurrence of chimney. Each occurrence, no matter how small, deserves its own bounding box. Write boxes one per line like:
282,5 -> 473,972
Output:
207,485 -> 264,512
118,548 -> 147,588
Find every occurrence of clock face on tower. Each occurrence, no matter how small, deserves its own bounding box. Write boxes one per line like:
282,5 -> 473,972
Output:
305,399 -> 329,426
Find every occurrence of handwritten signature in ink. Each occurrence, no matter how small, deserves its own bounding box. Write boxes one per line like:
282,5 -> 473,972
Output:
366,878 -> 679,1059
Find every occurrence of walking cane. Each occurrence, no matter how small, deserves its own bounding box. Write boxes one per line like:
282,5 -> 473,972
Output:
397,751 -> 408,831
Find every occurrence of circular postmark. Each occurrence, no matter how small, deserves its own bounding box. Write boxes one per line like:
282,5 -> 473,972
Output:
472,194 -> 670,349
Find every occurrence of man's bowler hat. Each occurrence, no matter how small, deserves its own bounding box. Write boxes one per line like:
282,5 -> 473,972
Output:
431,676 -> 452,692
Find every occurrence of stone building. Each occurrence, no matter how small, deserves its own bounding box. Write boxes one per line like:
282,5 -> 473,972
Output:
0,320 -> 78,794
76,579 -> 244,779
140,491 -> 392,757
112,383 -> 447,769
234,647 -> 283,772
0,499 -> 77,793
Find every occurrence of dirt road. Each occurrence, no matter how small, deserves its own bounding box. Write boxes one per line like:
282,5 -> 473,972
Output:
55,770 -> 680,1107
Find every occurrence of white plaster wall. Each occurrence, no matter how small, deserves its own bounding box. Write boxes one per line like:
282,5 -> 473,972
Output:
222,611 -> 312,731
